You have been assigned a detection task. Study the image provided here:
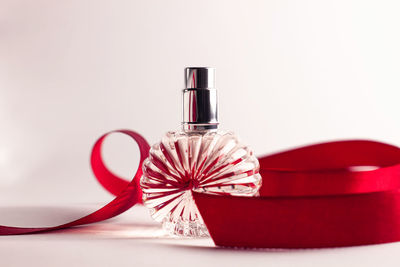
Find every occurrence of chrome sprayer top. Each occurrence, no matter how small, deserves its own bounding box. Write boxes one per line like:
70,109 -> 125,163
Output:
182,67 -> 218,131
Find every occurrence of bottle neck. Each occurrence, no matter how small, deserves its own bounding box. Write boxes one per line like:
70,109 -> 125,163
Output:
182,89 -> 218,126
182,123 -> 218,132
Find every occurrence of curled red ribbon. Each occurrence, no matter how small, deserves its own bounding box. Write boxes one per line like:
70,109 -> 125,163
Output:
0,130 -> 150,235
1,130 -> 400,249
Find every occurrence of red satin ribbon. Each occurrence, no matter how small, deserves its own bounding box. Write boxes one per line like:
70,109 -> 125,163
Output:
0,130 -> 150,235
1,131 -> 400,249
194,140 -> 400,248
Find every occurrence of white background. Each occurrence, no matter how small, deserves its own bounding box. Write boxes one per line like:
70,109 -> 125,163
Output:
1,0 -> 400,266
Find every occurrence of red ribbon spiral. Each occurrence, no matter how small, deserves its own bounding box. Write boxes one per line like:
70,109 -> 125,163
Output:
1,130 -> 400,248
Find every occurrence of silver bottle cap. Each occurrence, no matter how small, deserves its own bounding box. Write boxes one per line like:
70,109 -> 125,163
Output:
182,67 -> 218,130
185,67 -> 216,89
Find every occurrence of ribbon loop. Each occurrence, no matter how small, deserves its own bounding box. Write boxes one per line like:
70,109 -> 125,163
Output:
0,130 -> 150,235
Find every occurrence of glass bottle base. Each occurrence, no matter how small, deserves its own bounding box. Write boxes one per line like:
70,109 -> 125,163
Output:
162,213 -> 209,238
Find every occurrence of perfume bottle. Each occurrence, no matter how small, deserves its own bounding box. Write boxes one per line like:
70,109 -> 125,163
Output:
140,67 -> 262,237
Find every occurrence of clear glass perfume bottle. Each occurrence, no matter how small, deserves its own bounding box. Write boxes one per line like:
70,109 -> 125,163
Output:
140,67 -> 262,237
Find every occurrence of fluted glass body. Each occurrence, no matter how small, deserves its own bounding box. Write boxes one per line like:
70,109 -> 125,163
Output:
140,129 -> 262,237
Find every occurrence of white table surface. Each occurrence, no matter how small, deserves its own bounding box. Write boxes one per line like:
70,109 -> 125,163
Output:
1,205 -> 400,267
